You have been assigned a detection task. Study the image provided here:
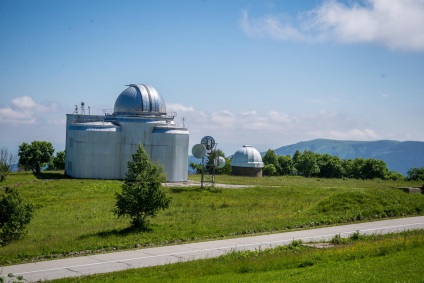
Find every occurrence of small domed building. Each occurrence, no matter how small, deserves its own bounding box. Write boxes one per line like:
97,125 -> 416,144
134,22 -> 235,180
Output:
65,84 -> 189,182
230,145 -> 264,177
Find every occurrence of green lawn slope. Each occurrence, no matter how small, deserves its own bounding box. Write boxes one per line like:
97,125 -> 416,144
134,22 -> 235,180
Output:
0,172 -> 423,266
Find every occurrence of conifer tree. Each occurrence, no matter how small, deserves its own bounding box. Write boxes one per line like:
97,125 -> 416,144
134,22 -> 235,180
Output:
114,144 -> 170,228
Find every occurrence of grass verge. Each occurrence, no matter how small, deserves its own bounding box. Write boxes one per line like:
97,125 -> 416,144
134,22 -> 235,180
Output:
50,230 -> 424,283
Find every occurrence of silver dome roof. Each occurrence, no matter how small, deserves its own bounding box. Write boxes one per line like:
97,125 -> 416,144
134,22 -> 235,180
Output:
113,84 -> 166,116
231,145 -> 264,168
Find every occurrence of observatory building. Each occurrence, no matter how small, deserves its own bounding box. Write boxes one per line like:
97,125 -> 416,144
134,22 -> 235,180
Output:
231,145 -> 264,177
65,84 -> 189,182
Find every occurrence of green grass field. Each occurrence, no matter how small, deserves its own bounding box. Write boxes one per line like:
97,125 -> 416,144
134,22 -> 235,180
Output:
0,172 -> 423,266
51,230 -> 424,283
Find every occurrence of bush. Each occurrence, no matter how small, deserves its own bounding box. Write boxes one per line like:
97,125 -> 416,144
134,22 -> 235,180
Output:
386,170 -> 405,181
330,234 -> 348,245
48,151 -> 65,170
349,230 -> 364,241
0,162 -> 9,182
407,167 -> 424,181
262,164 -> 277,176
0,188 -> 35,245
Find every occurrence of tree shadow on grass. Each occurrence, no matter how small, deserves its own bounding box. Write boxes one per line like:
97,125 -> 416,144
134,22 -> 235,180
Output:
79,225 -> 152,240
33,171 -> 69,180
169,187 -> 200,193
169,186 -> 222,193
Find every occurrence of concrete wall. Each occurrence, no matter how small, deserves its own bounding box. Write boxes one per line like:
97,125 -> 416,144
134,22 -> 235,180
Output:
65,119 -> 122,179
231,166 -> 263,177
151,127 -> 189,182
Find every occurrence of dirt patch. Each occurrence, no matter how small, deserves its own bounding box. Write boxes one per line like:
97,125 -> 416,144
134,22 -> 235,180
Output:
304,243 -> 335,249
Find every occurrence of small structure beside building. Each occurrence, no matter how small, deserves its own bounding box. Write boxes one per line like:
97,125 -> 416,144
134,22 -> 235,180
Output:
230,145 -> 264,177
398,185 -> 424,194
65,84 -> 189,182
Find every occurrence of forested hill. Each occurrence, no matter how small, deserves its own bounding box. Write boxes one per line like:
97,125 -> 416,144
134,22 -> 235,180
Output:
273,139 -> 424,175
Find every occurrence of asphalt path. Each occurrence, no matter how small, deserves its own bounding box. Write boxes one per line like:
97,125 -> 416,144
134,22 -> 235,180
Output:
2,216 -> 424,282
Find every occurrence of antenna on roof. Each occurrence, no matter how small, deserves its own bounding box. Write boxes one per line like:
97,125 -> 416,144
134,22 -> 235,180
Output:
74,105 -> 78,114
80,102 -> 85,115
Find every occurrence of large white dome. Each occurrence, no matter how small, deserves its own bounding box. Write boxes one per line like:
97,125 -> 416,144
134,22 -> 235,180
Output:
231,145 -> 264,168
113,84 -> 166,115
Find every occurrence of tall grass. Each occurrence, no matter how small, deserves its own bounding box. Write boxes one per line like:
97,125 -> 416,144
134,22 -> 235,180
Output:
0,172 -> 423,265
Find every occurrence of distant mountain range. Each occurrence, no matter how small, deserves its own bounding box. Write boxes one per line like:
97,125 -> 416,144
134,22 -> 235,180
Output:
273,139 -> 424,175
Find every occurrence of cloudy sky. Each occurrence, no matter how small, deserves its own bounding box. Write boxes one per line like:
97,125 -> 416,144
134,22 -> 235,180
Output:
1,0 -> 423,155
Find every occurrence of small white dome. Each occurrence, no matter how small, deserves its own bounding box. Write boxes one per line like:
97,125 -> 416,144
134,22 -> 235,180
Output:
231,145 -> 264,168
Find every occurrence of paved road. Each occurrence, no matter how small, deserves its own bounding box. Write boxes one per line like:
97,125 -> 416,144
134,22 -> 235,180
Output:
2,216 -> 424,282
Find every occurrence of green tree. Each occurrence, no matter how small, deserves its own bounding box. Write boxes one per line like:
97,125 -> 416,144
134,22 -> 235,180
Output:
316,154 -> 344,178
0,147 -> 17,181
262,149 -> 281,174
295,151 -> 320,177
292,150 -> 301,166
262,164 -> 277,176
386,170 -> 405,181
48,150 -> 65,170
278,155 -> 295,175
114,144 -> 170,228
189,162 -> 203,174
18,141 -> 54,174
407,167 -> 424,181
205,150 -> 231,175
362,158 -> 389,179
341,159 -> 354,178
351,158 -> 366,179
0,188 -> 35,245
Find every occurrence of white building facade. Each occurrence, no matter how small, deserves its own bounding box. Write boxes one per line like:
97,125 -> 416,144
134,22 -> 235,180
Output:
65,84 -> 189,182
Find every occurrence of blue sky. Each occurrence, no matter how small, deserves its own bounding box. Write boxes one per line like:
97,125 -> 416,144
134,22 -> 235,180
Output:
1,0 -> 424,156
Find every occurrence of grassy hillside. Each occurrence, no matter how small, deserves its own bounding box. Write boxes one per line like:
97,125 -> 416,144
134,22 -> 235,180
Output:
0,172 -> 423,265
274,139 -> 424,175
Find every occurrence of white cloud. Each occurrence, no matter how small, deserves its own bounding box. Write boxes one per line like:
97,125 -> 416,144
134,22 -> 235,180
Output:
10,96 -> 58,112
240,0 -> 424,51
211,110 -> 236,128
11,96 -> 37,109
47,118 -> 67,125
0,96 -> 60,125
240,10 -> 310,42
182,106 -> 385,154
240,110 -> 257,116
181,104 -> 376,138
267,111 -> 291,123
167,103 -> 194,113
0,107 -> 36,124
328,128 -> 379,140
